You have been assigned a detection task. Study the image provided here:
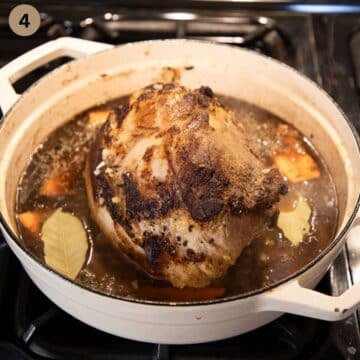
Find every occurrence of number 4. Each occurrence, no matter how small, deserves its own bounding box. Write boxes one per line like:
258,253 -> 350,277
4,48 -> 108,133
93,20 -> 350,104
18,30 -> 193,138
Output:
19,13 -> 30,28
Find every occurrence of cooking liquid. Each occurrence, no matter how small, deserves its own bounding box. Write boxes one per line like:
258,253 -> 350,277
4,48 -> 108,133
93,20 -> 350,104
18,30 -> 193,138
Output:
16,96 -> 338,301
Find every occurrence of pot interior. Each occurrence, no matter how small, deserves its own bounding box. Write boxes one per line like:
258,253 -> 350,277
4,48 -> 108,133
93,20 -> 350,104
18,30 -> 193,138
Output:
0,40 -> 359,250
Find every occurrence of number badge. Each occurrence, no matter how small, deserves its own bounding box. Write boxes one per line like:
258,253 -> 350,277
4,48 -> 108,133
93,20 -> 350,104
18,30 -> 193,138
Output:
9,4 -> 41,37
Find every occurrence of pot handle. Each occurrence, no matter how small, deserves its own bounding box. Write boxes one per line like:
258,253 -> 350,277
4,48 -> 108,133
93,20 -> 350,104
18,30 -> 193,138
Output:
262,220 -> 360,321
0,37 -> 112,115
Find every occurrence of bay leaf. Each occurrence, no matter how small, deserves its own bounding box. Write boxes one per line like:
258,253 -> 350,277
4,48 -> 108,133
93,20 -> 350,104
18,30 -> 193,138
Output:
42,209 -> 88,280
277,196 -> 311,246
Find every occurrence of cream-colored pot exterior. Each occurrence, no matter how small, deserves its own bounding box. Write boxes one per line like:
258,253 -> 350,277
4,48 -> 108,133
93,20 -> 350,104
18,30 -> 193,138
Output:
0,38 -> 359,344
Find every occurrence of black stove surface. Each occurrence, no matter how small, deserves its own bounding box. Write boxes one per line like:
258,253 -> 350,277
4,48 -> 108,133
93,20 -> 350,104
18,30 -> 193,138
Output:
0,249 -> 354,360
0,3 -> 359,360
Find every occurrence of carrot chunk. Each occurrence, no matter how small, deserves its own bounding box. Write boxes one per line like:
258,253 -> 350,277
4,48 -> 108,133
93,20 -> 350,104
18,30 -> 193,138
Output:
274,123 -> 320,183
138,286 -> 226,302
18,211 -> 47,238
40,172 -> 75,197
273,151 -> 320,183
88,110 -> 111,127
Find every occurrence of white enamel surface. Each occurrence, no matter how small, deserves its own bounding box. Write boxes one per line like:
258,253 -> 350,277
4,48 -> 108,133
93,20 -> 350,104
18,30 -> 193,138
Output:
0,38 -> 112,114
1,222 -> 281,344
0,38 -> 359,343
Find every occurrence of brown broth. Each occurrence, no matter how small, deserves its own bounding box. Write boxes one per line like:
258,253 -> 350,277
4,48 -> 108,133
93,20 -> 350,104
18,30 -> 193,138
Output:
15,95 -> 338,301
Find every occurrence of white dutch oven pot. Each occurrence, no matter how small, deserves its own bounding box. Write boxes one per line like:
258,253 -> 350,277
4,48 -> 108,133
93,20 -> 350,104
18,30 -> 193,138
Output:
0,38 -> 359,344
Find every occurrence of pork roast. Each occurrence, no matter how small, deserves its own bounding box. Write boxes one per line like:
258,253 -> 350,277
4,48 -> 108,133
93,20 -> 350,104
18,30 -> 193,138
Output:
85,83 -> 287,288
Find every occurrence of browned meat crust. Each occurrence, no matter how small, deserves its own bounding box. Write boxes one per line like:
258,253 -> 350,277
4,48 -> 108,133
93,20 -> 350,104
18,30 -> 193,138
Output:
85,83 -> 287,288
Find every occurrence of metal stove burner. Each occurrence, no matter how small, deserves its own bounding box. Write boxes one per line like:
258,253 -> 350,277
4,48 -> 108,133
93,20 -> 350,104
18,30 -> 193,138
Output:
67,11 -> 293,61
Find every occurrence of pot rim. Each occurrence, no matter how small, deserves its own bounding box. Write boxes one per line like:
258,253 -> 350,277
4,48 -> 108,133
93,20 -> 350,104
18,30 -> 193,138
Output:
1,39 -> 359,307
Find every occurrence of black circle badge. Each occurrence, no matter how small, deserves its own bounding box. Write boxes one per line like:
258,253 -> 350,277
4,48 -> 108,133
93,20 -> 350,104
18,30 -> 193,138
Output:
9,4 -> 41,37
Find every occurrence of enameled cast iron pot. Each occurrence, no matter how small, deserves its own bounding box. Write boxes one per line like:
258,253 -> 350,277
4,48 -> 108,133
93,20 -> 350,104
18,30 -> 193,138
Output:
0,38 -> 359,344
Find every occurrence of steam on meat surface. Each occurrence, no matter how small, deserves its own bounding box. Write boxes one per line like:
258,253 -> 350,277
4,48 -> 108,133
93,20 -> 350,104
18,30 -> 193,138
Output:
85,83 -> 287,288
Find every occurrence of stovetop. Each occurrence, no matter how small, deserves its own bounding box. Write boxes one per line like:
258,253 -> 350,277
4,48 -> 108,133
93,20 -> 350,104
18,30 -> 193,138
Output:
0,3 -> 360,360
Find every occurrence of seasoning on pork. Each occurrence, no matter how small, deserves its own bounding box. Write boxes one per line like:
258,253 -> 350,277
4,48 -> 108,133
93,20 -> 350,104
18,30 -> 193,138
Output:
85,83 -> 287,288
